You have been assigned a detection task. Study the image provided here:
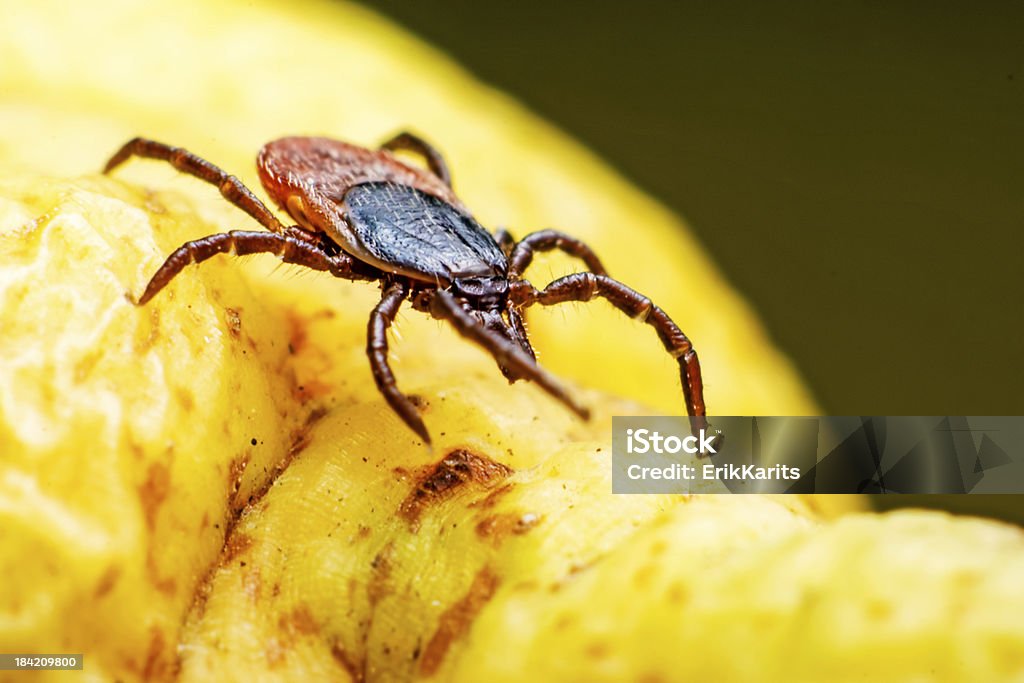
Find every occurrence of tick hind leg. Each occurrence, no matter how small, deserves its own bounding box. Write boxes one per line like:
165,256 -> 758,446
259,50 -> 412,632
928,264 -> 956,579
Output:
367,282 -> 432,443
104,137 -> 288,234
513,273 -> 708,430
132,230 -> 372,305
380,132 -> 452,187
508,230 -> 607,279
430,289 -> 589,420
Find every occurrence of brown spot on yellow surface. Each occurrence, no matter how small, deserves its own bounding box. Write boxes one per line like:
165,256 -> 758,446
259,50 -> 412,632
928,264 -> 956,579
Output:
145,549 -> 177,597
283,407 -> 326,461
141,627 -> 169,681
803,496 -> 823,515
549,559 -> 599,593
586,640 -> 611,659
474,511 -> 542,546
467,482 -> 515,510
398,450 -> 513,530
224,307 -> 242,338
367,541 -> 395,607
93,565 -> 121,599
227,452 -> 250,510
331,642 -> 363,682
286,309 -> 310,355
188,571 -> 215,623
284,305 -> 331,356
419,567 -> 501,676
138,461 -> 171,531
553,612 -> 576,631
263,604 -> 321,669
292,377 -> 334,403
280,603 -> 319,637
177,385 -> 194,411
406,394 -> 427,410
222,532 -> 253,565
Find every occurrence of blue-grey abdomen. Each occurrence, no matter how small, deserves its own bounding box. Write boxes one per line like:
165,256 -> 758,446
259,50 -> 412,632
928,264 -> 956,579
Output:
340,182 -> 507,282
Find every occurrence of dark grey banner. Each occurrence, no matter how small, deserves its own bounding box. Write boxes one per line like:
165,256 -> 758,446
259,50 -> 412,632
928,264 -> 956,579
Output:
611,417 -> 1024,494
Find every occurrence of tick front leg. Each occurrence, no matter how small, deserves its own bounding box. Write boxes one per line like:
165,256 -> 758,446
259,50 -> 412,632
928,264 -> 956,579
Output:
104,137 -> 288,234
133,230 -> 371,305
508,230 -> 607,279
367,282 -> 431,444
380,132 -> 452,187
514,273 -> 708,428
430,290 -> 589,420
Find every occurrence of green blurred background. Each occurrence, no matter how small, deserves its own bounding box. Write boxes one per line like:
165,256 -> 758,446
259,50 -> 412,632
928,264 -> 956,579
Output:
357,0 -> 1023,524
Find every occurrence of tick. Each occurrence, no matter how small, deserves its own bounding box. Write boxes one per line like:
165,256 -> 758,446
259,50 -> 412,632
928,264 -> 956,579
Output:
104,133 -> 708,443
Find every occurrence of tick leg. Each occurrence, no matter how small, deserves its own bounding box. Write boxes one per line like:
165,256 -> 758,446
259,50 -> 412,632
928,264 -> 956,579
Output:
133,230 -> 372,305
506,307 -> 536,362
514,273 -> 708,429
508,230 -> 607,279
430,289 -> 589,420
494,228 -> 516,257
367,281 -> 430,444
104,137 -> 288,234
380,132 -> 452,187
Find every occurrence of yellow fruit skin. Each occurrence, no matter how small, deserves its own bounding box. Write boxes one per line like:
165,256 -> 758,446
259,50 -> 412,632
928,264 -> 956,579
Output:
0,176 -> 319,680
451,507 -> 1024,683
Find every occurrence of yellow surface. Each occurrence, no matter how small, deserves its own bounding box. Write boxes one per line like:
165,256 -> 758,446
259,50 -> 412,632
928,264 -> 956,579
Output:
0,1 -> 1020,682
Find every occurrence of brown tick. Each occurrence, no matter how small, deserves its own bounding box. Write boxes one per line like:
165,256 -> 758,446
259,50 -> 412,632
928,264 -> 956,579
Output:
104,133 -> 708,443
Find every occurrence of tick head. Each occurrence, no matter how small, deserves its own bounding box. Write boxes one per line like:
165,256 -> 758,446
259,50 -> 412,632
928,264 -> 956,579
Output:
450,276 -> 508,310
449,277 -> 538,381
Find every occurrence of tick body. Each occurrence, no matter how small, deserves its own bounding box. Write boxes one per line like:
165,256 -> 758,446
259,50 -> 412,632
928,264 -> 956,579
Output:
105,133 -> 708,443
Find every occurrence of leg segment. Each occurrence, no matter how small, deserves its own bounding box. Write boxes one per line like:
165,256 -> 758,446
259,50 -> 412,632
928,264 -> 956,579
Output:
430,290 -> 589,420
506,307 -> 536,363
380,132 -> 452,187
104,137 -> 288,234
367,282 -> 430,443
493,228 -> 516,257
513,273 -> 708,426
133,231 -> 372,305
508,230 -> 607,278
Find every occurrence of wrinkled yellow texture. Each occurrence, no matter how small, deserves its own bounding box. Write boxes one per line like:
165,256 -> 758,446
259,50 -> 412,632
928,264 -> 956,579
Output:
6,1 -> 1020,682
0,175 -> 312,680
453,507 -> 1024,682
